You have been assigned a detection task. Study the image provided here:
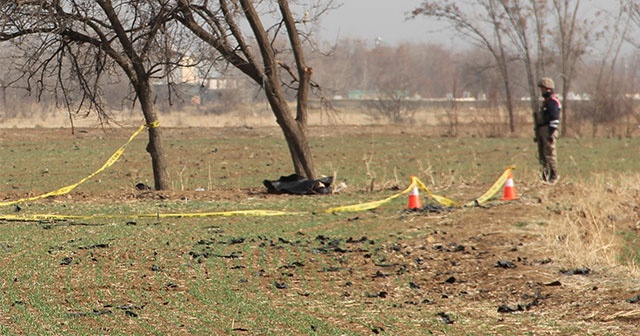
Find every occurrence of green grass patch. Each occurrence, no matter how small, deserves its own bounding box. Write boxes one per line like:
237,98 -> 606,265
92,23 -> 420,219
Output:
1,127 -> 639,334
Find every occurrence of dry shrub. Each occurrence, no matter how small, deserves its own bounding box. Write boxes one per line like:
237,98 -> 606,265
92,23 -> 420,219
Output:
539,174 -> 640,276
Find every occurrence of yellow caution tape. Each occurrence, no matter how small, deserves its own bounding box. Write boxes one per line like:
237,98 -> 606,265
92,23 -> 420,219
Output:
0,167 -> 516,220
146,120 -> 160,128
0,210 -> 304,222
464,166 -> 515,207
0,214 -> 87,221
324,189 -> 409,213
325,166 -> 515,213
0,121 -> 515,218
0,124 -> 149,208
412,176 -> 461,207
142,210 -> 305,218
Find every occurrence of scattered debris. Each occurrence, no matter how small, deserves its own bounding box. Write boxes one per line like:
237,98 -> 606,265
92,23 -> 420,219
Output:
372,270 -> 387,278
437,312 -> 454,324
626,295 -> 640,304
495,260 -> 516,268
434,243 -> 465,252
535,258 -> 552,265
280,261 -> 305,269
232,327 -> 249,332
78,243 -> 109,250
319,267 -> 350,273
404,204 -> 452,213
274,281 -> 288,289
497,304 -> 523,313
559,267 -> 590,275
371,326 -> 385,334
498,293 -> 545,313
226,237 -> 245,245
346,236 -> 368,243
135,182 -> 150,191
365,291 -> 388,298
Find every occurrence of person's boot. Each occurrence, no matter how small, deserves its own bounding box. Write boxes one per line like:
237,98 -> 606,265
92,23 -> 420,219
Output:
541,168 -> 550,182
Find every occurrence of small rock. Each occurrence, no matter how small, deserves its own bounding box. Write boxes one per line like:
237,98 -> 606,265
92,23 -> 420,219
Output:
496,260 -> 516,268
437,312 -> 454,324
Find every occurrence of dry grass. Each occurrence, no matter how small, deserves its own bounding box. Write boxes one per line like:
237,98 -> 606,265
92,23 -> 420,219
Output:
539,173 -> 640,277
3,102 -> 638,138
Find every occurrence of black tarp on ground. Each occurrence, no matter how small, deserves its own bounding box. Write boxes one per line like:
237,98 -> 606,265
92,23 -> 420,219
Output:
263,174 -> 333,195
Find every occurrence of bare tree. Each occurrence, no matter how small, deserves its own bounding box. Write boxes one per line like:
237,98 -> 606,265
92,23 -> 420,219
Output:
411,0 -> 519,132
496,0 -> 545,126
311,38 -> 371,96
0,44 -> 18,114
587,0 -> 633,137
364,43 -> 420,123
550,0 -> 591,136
624,0 -> 640,50
412,0 -> 600,137
0,0 -> 198,190
175,0 -> 337,179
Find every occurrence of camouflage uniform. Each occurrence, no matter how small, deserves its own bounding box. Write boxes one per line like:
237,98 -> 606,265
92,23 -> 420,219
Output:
535,78 -> 561,184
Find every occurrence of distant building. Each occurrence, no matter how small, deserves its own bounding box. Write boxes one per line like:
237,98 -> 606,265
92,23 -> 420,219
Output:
178,56 -> 197,84
155,56 -> 241,92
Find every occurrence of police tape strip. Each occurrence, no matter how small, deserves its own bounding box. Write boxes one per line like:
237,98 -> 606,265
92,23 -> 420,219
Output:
0,119 -> 515,219
0,167 -> 516,221
464,166 -> 515,207
324,177 -> 418,213
0,124 -> 149,208
412,176 -> 461,208
325,166 -> 515,213
0,209 -> 304,222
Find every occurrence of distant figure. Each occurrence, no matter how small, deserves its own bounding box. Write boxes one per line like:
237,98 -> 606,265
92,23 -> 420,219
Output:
534,77 -> 561,184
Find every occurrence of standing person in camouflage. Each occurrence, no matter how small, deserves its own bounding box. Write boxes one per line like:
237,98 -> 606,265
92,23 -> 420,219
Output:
534,77 -> 561,184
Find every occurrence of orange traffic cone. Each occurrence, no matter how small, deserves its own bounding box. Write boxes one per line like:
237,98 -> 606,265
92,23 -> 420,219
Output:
501,171 -> 518,201
407,186 -> 423,209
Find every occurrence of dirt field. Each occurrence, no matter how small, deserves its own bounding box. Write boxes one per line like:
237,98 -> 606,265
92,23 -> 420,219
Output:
1,115 -> 640,335
72,181 -> 640,334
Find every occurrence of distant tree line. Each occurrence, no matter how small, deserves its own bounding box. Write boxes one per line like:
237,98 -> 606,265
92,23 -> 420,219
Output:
2,0 -> 640,136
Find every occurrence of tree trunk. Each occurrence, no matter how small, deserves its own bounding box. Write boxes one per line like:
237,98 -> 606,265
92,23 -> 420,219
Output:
494,21 -> 515,134
498,62 -> 515,133
266,86 -> 316,179
561,87 -> 569,137
505,82 -> 515,133
278,0 -> 315,179
136,81 -> 171,190
176,0 -> 317,179
242,0 -> 316,179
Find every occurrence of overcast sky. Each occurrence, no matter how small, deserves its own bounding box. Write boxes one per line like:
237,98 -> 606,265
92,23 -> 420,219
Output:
315,0 -> 620,49
317,0 -> 451,46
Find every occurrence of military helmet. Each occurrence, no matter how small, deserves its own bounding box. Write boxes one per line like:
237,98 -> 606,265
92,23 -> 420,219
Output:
538,77 -> 555,89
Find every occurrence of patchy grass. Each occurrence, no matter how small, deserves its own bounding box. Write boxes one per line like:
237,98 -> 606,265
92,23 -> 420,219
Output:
0,126 -> 639,335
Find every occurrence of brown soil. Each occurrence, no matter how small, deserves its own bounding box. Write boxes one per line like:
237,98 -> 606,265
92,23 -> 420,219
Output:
2,123 -> 639,335
72,188 -> 640,334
